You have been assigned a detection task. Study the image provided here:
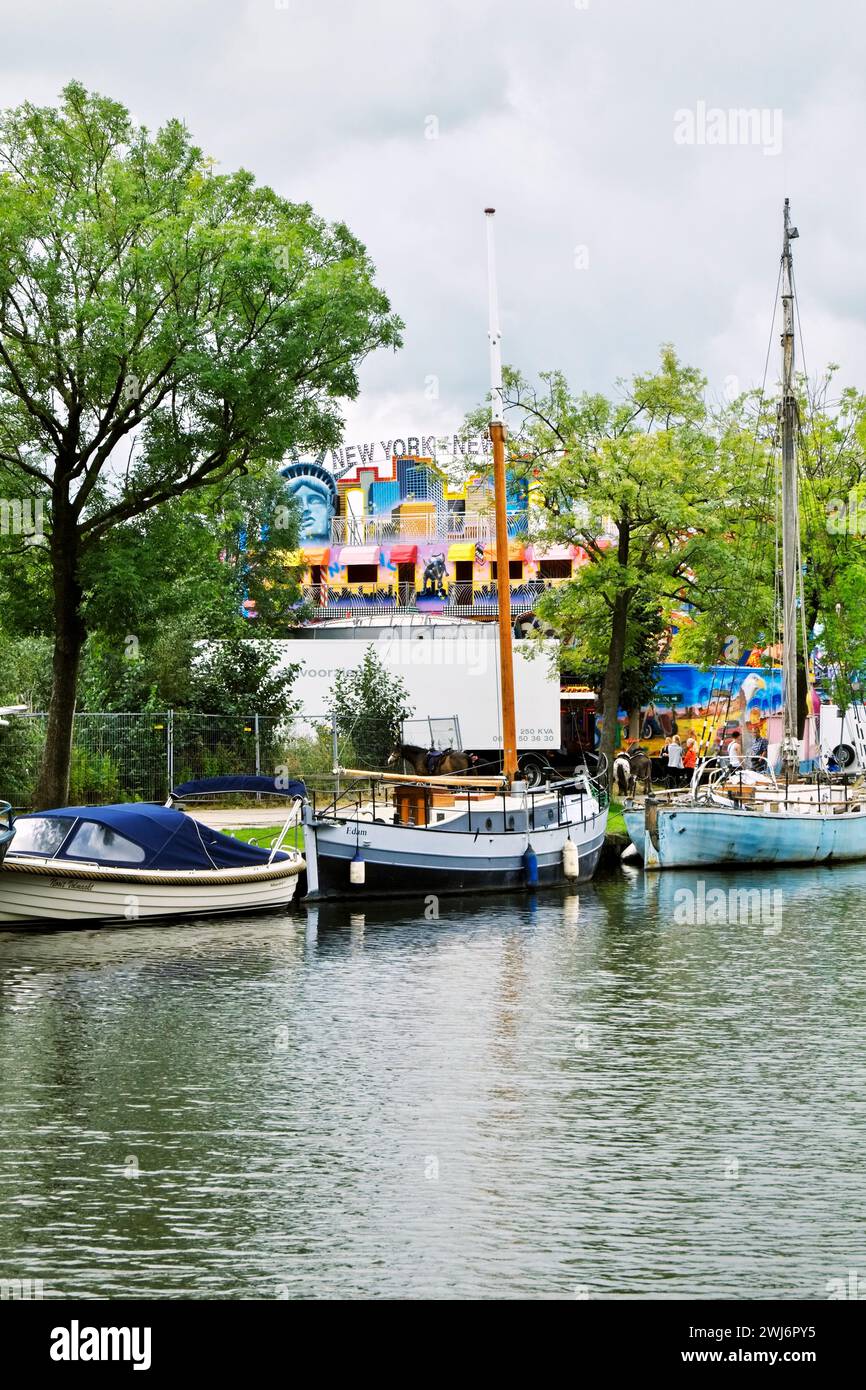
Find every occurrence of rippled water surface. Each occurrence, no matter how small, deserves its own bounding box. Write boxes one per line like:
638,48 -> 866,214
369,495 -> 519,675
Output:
1,864 -> 865,1299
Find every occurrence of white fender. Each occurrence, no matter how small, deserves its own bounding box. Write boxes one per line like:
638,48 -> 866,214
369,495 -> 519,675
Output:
562,839 -> 580,879
349,852 -> 366,885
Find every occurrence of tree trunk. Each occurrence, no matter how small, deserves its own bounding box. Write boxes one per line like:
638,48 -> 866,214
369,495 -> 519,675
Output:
597,522 -> 632,785
34,527 -> 86,810
599,594 -> 632,786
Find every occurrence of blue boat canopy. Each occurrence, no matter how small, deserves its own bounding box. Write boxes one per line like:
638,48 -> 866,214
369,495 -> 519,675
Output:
170,775 -> 307,800
10,803 -> 292,871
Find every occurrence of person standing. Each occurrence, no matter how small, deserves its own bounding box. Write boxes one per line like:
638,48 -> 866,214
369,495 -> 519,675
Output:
667,733 -> 684,786
751,731 -> 769,772
683,734 -> 698,783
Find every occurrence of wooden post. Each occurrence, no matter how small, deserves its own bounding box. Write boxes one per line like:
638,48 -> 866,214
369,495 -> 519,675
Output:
491,419 -> 518,781
485,208 -> 519,784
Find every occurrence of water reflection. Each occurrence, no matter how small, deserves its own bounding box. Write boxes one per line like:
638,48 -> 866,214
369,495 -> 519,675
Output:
0,868 -> 864,1299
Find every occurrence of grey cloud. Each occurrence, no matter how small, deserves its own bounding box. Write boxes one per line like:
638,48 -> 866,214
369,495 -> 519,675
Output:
1,0 -> 865,441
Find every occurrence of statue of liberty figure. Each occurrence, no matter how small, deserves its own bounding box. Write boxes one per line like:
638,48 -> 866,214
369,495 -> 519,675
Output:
280,461 -> 338,542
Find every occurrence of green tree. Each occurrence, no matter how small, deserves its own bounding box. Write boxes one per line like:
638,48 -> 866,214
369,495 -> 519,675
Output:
188,638 -> 297,719
0,82 -> 401,806
675,372 -> 866,731
470,350 -> 731,777
68,467 -> 303,712
328,647 -> 412,769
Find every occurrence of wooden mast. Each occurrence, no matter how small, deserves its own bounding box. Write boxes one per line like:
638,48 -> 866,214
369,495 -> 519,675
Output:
484,208 -> 518,783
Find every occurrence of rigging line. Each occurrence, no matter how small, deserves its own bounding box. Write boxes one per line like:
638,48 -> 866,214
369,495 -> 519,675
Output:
726,258 -> 783,574
790,259 -> 823,475
718,261 -> 784,663
739,436 -> 779,646
191,815 -> 219,871
795,508 -> 825,770
790,256 -> 848,634
788,258 -> 858,741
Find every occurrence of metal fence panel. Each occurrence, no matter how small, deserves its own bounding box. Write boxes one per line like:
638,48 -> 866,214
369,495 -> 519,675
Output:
402,716 -> 462,751
0,707 -> 459,808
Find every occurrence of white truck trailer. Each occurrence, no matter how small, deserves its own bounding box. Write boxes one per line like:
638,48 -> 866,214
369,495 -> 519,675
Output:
278,618 -> 566,783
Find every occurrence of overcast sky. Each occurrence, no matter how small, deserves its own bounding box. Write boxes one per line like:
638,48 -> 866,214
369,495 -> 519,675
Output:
3,0 -> 866,461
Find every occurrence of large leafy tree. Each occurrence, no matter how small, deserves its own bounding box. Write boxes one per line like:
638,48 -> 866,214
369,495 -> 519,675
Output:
676,373 -> 866,728
0,82 -> 401,805
469,349 -> 733,776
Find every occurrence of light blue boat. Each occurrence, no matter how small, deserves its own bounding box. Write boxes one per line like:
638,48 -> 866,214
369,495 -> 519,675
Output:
620,202 -> 866,875
623,797 -> 866,869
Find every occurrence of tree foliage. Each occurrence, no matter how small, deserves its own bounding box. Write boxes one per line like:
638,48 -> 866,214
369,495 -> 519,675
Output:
467,349 -> 735,772
328,647 -> 412,769
0,81 -> 401,804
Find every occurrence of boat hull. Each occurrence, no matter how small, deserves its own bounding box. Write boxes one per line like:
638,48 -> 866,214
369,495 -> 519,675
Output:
0,857 -> 304,928
625,802 -> 866,869
303,810 -> 607,900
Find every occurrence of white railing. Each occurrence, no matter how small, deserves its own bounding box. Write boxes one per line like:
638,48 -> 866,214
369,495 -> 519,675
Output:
326,510 -> 560,546
328,511 -> 493,545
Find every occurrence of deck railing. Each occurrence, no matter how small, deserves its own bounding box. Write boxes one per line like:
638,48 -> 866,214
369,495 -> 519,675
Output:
298,577 -> 570,619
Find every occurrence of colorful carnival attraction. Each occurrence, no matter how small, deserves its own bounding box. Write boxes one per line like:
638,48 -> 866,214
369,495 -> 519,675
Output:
278,450 -> 589,620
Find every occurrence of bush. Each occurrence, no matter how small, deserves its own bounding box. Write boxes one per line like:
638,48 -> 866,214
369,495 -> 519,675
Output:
0,717 -> 45,809
327,649 -> 412,770
69,749 -> 123,805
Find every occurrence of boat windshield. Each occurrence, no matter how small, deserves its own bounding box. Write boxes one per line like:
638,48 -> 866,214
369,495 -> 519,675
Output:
10,815 -> 75,857
62,820 -> 147,865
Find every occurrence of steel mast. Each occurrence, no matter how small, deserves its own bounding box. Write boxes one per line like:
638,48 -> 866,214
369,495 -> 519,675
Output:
779,198 -> 801,775
484,208 -> 518,783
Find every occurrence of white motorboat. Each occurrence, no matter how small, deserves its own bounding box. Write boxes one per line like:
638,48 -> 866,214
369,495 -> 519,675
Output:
0,801 -> 13,865
0,777 -> 306,928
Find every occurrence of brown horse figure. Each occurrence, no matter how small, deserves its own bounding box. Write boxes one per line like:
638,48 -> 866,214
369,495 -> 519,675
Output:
612,746 -> 653,796
387,743 -> 479,776
629,746 -> 653,792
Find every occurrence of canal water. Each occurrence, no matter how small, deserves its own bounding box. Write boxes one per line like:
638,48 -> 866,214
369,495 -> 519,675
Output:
1,863 -> 864,1300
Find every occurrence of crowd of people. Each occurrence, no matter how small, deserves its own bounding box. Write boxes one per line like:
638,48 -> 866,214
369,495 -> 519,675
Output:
660,728 -> 771,785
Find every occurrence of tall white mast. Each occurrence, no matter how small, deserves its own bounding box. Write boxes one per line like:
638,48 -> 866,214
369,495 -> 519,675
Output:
779,198 -> 801,774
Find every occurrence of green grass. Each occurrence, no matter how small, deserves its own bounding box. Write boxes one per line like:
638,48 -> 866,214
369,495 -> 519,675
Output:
606,800 -> 628,837
227,824 -> 302,851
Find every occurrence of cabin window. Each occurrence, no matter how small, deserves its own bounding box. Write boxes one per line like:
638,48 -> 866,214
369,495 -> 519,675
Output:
63,821 -> 147,865
346,564 -> 378,584
9,815 -> 74,856
539,559 -> 571,580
